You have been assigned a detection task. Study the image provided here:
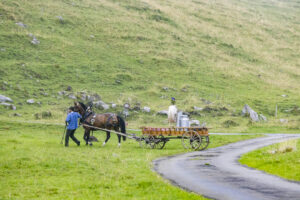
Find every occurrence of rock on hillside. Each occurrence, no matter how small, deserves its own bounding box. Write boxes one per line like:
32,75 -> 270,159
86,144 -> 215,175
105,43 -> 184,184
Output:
242,104 -> 267,122
0,94 -> 13,103
93,100 -> 109,110
157,110 -> 168,116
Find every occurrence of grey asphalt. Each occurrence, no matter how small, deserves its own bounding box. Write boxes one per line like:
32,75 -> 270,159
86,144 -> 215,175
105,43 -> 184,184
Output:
153,134 -> 300,200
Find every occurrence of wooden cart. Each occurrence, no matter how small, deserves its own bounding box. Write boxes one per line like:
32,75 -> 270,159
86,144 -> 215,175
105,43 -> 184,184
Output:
139,127 -> 209,150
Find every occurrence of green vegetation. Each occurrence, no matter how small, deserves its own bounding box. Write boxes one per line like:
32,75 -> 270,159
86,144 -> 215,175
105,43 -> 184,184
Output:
0,0 -> 300,132
240,139 -> 300,181
0,121 -> 262,199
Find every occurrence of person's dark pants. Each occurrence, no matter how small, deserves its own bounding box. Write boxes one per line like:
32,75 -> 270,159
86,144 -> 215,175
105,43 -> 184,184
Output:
65,129 -> 80,147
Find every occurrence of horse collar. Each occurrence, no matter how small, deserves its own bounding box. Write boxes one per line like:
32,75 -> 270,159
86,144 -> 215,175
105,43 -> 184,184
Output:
90,114 -> 96,125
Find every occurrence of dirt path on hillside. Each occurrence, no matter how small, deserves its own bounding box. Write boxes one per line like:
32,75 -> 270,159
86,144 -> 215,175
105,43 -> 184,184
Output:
153,134 -> 300,200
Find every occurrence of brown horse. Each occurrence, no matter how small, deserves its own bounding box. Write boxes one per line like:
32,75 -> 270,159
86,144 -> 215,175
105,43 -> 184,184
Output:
74,102 -> 126,147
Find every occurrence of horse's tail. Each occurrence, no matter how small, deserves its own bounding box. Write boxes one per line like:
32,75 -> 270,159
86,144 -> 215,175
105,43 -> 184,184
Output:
117,115 -> 126,141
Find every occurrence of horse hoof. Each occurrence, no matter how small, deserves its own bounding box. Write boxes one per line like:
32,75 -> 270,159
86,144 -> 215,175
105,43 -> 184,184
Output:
118,143 -> 121,148
89,143 -> 93,146
102,142 -> 106,146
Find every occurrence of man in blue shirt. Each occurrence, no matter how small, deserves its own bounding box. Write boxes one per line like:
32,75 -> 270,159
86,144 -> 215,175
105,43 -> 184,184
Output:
65,106 -> 82,147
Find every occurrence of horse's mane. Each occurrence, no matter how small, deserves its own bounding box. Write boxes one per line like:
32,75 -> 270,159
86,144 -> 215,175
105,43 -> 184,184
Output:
79,102 -> 87,110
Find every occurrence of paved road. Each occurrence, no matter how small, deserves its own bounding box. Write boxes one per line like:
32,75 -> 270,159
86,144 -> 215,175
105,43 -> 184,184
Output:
153,134 -> 300,200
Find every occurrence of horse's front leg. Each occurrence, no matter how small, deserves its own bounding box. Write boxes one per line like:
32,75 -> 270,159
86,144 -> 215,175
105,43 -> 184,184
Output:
103,131 -> 110,146
84,129 -> 91,146
87,130 -> 92,146
116,127 -> 121,148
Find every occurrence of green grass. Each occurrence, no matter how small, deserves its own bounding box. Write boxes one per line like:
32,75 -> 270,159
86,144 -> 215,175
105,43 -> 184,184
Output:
0,121 -> 262,199
0,0 -> 300,132
240,139 -> 300,181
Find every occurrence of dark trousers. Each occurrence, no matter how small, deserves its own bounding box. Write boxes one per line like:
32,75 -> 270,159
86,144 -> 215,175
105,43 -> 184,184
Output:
65,129 -> 80,146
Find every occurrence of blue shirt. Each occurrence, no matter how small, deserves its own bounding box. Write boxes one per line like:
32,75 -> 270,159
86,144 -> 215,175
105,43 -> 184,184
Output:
66,112 -> 82,130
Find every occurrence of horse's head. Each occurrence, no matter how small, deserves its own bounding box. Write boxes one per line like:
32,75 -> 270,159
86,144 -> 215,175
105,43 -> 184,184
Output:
74,102 -> 86,115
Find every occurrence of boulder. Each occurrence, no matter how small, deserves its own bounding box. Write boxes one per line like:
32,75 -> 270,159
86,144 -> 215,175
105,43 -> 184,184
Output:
16,22 -> 27,28
133,103 -> 141,111
203,106 -> 218,113
11,105 -> 16,110
68,94 -> 76,100
58,91 -> 66,96
31,36 -> 40,45
123,110 -> 129,117
259,114 -> 267,121
80,93 -> 87,101
87,94 -> 101,102
93,100 -> 109,110
40,92 -> 48,96
201,98 -> 212,104
162,87 -> 169,91
115,80 -> 122,84
279,119 -> 288,123
13,113 -> 22,117
242,104 -> 259,122
57,16 -> 64,23
190,120 -> 200,126
0,94 -> 13,102
26,99 -> 35,104
0,102 -> 16,110
143,106 -> 151,113
123,103 -> 130,109
111,103 -> 117,108
181,87 -> 188,92
82,93 -> 101,102
193,106 -> 203,111
157,110 -> 168,116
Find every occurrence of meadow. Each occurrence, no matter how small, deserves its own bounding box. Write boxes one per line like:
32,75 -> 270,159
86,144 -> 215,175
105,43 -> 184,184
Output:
240,138 -> 300,181
0,121 -> 262,199
0,0 -> 299,198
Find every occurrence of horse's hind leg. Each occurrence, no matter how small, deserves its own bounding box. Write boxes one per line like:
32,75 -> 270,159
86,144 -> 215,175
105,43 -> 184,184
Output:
103,131 -> 110,146
83,129 -> 88,145
117,134 -> 121,148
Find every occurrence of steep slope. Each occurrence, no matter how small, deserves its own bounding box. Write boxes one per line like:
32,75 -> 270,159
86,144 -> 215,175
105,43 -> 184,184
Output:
0,0 -> 299,130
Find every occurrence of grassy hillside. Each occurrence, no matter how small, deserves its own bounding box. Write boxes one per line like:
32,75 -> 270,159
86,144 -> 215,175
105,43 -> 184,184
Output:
0,0 -> 299,131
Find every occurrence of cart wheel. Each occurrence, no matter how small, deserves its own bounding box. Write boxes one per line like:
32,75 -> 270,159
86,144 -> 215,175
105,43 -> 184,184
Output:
154,135 -> 166,149
198,136 -> 209,151
139,134 -> 152,149
182,131 -> 201,150
139,135 -> 147,148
